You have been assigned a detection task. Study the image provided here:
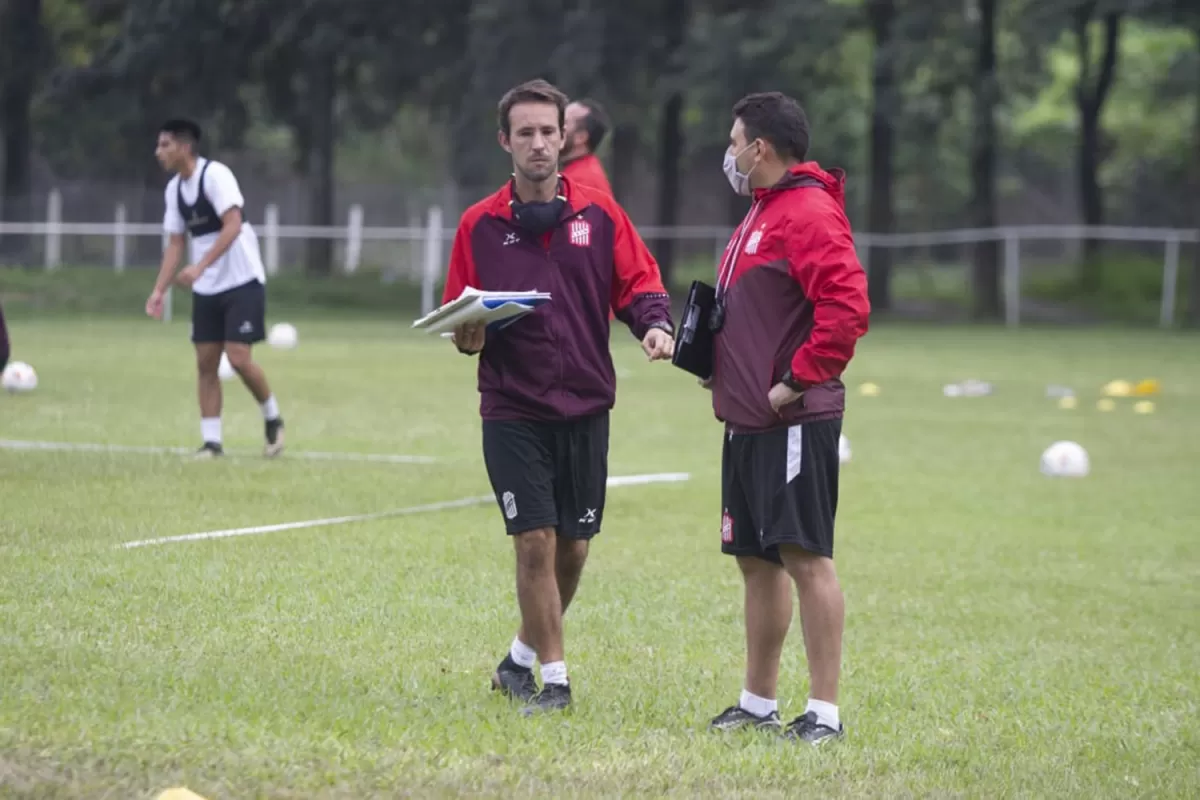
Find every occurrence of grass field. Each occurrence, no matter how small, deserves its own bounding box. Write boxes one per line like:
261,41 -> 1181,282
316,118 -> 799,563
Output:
1,306 -> 1199,798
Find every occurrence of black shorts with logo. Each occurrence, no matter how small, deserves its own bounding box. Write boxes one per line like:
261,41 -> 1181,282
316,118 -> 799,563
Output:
191,280 -> 266,344
721,418 -> 841,563
482,412 -> 609,539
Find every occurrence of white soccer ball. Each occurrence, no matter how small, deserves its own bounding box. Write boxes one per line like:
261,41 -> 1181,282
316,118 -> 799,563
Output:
1,360 -> 38,393
218,351 -> 237,381
268,322 -> 298,350
838,434 -> 852,464
1040,440 -> 1089,478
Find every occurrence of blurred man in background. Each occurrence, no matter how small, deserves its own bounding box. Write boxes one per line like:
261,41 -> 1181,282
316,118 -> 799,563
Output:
560,99 -> 613,197
444,79 -> 675,715
705,92 -> 869,744
562,99 -> 617,320
145,118 -> 285,459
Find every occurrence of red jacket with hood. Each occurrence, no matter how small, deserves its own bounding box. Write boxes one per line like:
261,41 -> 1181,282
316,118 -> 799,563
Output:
711,163 -> 870,433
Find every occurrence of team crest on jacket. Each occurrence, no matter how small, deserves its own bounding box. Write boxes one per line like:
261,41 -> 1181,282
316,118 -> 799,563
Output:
744,224 -> 767,254
569,219 -> 591,247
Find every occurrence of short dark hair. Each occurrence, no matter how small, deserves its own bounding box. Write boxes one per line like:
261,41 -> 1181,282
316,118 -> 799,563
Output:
498,79 -> 568,137
160,118 -> 202,149
574,98 -> 609,152
732,92 -> 809,161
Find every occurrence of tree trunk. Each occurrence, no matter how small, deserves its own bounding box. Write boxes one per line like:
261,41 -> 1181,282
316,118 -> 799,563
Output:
0,0 -> 42,262
305,48 -> 336,277
867,0 -> 897,312
651,0 -> 688,290
1074,7 -> 1122,291
970,0 -> 1000,320
654,92 -> 683,290
1188,21 -> 1200,328
1077,100 -> 1103,275
610,122 -> 638,208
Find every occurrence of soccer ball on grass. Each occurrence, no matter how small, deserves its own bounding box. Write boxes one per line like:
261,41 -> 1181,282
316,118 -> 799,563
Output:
1,361 -> 38,393
1040,441 -> 1089,478
268,322 -> 298,349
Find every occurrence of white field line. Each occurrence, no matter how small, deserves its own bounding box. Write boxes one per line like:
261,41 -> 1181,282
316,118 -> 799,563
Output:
119,472 -> 692,550
120,495 -> 494,549
0,438 -> 436,465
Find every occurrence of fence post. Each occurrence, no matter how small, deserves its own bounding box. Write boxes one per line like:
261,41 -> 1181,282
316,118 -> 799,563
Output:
113,203 -> 127,273
1159,237 -> 1180,329
421,205 -> 444,315
409,213 -> 421,280
1003,233 -> 1020,328
161,231 -> 172,323
44,190 -> 62,271
344,204 -> 364,274
264,203 -> 280,275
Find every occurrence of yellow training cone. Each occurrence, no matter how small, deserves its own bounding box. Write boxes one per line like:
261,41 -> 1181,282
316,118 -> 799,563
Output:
1133,400 -> 1155,414
1058,396 -> 1078,410
858,382 -> 880,397
1103,380 -> 1132,398
1097,398 -> 1116,412
1133,379 -> 1161,396
157,790 -> 210,800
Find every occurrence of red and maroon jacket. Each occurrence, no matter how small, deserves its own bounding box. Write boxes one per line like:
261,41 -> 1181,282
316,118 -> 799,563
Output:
443,175 -> 674,422
711,163 -> 870,433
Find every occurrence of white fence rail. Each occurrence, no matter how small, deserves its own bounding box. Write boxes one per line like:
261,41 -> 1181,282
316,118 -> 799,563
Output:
1,189 -> 1197,328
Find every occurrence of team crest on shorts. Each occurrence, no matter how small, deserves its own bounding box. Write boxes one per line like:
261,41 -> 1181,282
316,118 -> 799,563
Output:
721,509 -> 734,543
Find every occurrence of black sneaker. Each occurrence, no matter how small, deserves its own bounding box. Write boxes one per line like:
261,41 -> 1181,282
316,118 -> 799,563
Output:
520,682 -> 571,716
709,704 -> 783,732
264,417 -> 285,458
784,711 -> 845,744
491,655 -> 537,702
194,442 -> 224,459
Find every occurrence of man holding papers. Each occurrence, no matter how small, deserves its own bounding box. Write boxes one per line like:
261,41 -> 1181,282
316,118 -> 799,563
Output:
443,79 -> 675,716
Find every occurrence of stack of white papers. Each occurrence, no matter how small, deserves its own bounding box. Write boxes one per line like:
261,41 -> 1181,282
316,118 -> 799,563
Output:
412,287 -> 552,335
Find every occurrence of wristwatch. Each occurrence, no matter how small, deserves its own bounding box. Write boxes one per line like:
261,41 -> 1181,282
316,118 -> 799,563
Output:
779,369 -> 806,393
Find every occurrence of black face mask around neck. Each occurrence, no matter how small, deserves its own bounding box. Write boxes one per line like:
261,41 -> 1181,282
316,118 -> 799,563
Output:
510,196 -> 565,236
510,179 -> 566,236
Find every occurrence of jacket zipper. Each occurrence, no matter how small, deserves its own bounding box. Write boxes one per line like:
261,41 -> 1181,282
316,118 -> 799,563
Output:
713,199 -> 764,422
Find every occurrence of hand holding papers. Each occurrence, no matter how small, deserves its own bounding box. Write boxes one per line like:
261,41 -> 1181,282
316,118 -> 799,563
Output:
412,287 -> 552,336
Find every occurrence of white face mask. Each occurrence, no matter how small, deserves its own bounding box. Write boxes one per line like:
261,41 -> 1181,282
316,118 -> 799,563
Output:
723,142 -> 759,196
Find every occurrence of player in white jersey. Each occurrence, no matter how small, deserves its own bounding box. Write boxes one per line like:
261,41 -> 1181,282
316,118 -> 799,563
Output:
145,119 -> 285,458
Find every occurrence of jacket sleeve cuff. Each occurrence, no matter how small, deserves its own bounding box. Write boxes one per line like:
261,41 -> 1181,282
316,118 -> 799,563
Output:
618,292 -> 674,340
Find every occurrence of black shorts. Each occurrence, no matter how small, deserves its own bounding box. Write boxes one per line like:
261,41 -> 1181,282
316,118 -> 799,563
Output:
721,419 -> 841,563
191,280 -> 266,344
482,412 -> 609,538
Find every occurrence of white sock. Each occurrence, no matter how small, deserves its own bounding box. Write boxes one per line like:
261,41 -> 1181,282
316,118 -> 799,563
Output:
509,637 -> 536,669
200,417 -> 222,444
739,689 -> 778,718
261,395 -> 280,421
806,698 -> 840,730
540,660 -> 568,687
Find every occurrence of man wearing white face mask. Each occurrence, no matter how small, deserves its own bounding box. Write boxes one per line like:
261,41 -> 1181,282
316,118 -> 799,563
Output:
704,92 -> 870,745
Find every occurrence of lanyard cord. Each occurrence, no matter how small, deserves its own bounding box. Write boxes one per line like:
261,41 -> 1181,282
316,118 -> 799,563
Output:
716,200 -> 763,300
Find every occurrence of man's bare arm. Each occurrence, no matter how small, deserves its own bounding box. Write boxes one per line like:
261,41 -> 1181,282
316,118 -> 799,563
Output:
152,234 -> 186,294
